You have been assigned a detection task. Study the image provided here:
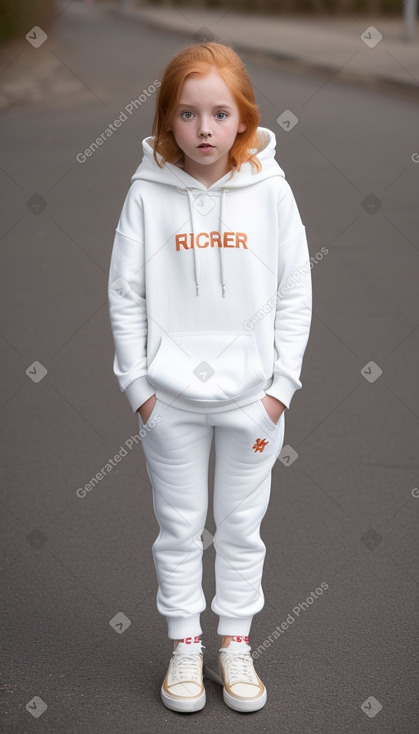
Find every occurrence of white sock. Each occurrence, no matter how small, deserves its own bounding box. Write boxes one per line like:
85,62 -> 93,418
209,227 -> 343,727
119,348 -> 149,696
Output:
174,635 -> 204,655
220,635 -> 251,653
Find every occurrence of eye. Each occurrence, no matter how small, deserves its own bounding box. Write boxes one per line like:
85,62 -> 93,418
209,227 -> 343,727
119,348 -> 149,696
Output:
216,111 -> 228,120
180,110 -> 194,119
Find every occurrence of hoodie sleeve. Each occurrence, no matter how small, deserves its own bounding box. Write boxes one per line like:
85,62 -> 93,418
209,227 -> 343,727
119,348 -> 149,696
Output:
107,185 -> 156,413
264,182 -> 312,410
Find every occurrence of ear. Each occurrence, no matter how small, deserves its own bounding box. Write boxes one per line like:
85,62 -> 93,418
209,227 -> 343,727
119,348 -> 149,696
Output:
238,121 -> 247,133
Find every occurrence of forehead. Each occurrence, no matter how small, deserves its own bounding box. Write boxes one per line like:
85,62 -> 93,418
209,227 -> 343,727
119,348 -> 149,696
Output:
178,69 -> 234,100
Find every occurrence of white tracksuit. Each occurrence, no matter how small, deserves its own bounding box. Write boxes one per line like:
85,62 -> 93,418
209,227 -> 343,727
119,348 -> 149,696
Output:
108,126 -> 312,639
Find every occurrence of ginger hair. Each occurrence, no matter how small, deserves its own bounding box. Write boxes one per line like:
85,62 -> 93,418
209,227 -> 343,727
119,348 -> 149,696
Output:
151,41 -> 262,174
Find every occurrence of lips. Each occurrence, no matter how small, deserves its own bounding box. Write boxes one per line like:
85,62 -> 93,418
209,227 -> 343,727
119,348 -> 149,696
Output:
198,144 -> 214,148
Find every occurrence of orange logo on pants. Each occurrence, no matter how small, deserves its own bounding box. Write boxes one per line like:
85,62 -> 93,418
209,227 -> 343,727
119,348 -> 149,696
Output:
252,438 -> 269,453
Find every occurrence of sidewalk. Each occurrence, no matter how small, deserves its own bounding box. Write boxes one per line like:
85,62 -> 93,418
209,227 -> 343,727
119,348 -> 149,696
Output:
0,0 -> 418,112
121,1 -> 419,99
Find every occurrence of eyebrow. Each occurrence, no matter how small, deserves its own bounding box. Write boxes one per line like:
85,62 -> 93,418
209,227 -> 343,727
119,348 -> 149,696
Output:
175,103 -> 233,110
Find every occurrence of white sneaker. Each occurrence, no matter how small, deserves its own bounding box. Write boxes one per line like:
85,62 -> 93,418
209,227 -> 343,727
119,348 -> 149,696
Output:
219,640 -> 267,712
161,640 -> 206,713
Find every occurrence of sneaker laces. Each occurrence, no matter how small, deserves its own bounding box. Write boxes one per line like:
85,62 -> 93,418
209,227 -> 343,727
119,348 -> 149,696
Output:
219,643 -> 258,685
170,645 -> 205,683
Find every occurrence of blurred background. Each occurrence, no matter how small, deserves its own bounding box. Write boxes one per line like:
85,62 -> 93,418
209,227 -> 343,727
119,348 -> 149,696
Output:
1,1 -> 418,733
1,0 -> 418,44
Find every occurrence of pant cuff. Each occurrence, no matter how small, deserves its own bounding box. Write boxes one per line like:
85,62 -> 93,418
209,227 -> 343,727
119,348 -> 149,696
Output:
166,614 -> 202,640
217,615 -> 253,636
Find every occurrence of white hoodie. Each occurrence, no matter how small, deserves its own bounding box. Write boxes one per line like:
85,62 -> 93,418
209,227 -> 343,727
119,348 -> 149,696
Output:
108,126 -> 312,414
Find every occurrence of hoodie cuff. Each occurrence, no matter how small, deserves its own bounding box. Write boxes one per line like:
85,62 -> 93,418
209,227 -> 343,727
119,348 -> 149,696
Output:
124,376 -> 156,414
265,374 -> 301,411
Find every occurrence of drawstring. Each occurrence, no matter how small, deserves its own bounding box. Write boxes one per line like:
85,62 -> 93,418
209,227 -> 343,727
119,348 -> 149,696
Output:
220,189 -> 227,298
186,189 -> 201,297
185,187 -> 228,297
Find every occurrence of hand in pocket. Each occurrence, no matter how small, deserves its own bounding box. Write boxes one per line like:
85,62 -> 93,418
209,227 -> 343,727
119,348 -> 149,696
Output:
261,395 -> 285,425
137,394 -> 157,424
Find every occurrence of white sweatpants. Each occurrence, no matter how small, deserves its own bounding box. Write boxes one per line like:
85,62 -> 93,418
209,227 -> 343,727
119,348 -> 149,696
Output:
138,395 -> 285,640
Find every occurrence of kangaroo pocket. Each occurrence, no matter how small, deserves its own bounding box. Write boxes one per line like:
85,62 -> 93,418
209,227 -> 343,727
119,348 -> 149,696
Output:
147,331 -> 266,404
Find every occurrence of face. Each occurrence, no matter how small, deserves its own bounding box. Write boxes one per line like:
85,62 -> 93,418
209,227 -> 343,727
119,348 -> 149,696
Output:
167,68 -> 247,184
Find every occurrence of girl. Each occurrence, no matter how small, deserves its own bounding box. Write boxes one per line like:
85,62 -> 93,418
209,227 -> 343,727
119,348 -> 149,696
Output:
108,41 -> 312,714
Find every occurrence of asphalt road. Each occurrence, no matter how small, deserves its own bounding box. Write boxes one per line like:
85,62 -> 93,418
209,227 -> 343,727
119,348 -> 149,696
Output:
1,1 -> 418,732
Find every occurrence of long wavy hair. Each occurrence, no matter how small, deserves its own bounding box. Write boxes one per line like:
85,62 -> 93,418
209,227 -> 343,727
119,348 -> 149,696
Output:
151,41 -> 262,174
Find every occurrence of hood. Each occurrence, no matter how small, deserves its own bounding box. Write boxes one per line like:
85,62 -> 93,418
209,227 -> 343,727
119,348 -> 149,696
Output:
131,126 -> 285,297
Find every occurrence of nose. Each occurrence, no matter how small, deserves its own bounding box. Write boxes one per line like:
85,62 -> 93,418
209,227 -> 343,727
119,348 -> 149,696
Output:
198,114 -> 212,137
